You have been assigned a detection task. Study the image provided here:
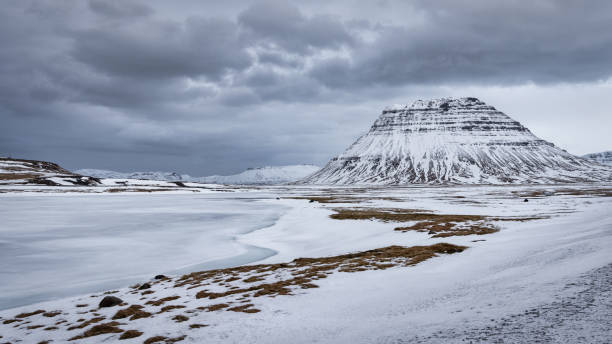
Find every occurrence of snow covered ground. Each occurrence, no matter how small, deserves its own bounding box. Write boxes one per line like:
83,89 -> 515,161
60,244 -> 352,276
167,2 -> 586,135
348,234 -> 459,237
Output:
0,184 -> 610,343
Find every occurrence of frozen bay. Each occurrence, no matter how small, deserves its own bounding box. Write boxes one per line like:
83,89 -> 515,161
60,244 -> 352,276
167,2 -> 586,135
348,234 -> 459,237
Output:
0,192 -> 286,310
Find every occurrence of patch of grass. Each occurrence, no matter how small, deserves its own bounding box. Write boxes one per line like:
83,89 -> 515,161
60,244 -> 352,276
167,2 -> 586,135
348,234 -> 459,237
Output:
330,208 -> 545,238
144,336 -> 168,344
112,305 -> 152,320
227,304 -> 260,313
172,315 -> 189,322
69,321 -> 123,340
189,323 -> 208,329
67,316 -> 105,330
42,311 -> 62,317
26,324 -> 44,329
158,305 -> 186,314
146,296 -> 180,306
119,329 -> 143,340
15,309 -> 45,318
185,243 -> 465,309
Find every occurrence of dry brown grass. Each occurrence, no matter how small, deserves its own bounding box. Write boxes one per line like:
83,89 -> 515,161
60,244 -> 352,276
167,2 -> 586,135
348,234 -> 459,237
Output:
112,305 -> 152,320
67,316 -> 105,330
330,208 -> 545,238
15,309 -> 45,318
158,305 -> 186,314
146,296 -> 180,306
42,311 -> 61,317
144,336 -> 168,344
189,323 -> 208,329
183,243 -> 465,308
227,304 -> 260,313
172,315 -> 189,322
119,329 -> 143,340
515,188 -> 612,198
69,321 -> 123,340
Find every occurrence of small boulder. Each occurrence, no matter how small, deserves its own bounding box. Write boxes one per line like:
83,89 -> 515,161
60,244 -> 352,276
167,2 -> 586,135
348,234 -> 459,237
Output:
99,296 -> 123,308
138,283 -> 151,290
154,274 -> 167,280
524,199 -> 529,202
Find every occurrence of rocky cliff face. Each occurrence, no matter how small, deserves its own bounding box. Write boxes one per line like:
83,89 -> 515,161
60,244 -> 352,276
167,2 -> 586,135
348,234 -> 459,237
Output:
301,97 -> 612,184
582,151 -> 612,166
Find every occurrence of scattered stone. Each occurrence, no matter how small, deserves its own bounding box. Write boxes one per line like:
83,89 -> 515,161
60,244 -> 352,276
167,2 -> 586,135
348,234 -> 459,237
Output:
99,296 -> 123,308
524,198 -> 529,202
154,275 -> 167,280
138,283 -> 151,290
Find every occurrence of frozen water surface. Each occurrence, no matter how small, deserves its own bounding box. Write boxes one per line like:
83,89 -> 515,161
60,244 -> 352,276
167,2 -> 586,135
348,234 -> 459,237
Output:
0,192 -> 286,310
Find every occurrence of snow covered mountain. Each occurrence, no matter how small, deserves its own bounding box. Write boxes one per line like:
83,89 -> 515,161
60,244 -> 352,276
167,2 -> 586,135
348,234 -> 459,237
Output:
195,165 -> 320,185
76,165 -> 320,185
74,169 -> 184,181
582,151 -> 612,166
301,97 -> 612,185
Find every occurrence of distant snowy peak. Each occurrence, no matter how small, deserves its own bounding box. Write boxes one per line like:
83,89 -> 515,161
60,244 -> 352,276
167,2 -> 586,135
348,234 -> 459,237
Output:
302,97 -> 612,185
196,165 -> 320,185
582,151 -> 612,166
76,165 -> 320,185
74,169 -> 184,181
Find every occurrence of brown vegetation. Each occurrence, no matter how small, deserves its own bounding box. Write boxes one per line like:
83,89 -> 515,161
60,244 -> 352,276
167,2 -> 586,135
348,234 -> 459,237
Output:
179,243 -> 465,311
112,305 -> 152,320
146,296 -> 180,306
330,208 -> 544,238
67,316 -> 105,330
119,329 -> 143,340
15,309 -> 45,318
69,321 -> 123,340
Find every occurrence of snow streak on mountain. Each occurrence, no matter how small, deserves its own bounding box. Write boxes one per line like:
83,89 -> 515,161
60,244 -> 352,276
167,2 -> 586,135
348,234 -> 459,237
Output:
301,97 -> 612,185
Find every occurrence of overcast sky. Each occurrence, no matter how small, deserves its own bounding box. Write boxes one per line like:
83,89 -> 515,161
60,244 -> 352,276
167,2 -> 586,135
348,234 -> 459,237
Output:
1,0 -> 612,175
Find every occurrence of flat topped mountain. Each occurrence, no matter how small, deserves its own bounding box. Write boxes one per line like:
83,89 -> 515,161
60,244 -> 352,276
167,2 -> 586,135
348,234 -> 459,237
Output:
301,97 -> 612,184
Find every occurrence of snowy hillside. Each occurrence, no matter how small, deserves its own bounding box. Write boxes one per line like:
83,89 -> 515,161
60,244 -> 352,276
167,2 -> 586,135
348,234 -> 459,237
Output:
0,157 -> 99,186
195,165 -> 320,185
582,151 -> 612,165
77,165 -> 320,185
75,169 -> 184,181
302,97 -> 612,185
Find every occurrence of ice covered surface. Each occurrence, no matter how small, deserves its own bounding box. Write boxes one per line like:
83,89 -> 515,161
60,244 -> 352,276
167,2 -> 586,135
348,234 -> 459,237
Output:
583,150 -> 612,165
0,183 -> 610,343
0,192 -> 287,310
76,165 -> 321,185
303,97 -> 612,184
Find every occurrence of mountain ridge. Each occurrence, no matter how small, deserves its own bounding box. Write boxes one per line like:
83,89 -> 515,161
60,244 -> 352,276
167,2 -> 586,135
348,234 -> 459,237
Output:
301,97 -> 612,185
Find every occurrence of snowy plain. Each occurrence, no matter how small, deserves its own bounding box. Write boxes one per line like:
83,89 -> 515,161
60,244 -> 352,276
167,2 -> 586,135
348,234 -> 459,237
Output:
0,183 -> 610,343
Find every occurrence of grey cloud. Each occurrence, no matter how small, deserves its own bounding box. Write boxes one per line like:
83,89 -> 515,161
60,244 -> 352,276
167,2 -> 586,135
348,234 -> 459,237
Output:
238,0 -> 354,53
311,0 -> 612,88
71,17 -> 252,80
88,0 -> 153,18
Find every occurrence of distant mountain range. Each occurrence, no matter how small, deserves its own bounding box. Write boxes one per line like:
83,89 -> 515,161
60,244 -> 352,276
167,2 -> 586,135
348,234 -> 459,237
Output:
582,151 -> 612,166
301,97 -> 612,184
75,165 -> 320,185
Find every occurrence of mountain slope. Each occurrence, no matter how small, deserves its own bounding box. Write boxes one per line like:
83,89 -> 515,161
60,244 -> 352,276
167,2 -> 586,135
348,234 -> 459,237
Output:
76,165 -> 320,185
0,157 -> 99,186
301,97 -> 612,185
582,151 -> 612,166
74,169 -> 184,181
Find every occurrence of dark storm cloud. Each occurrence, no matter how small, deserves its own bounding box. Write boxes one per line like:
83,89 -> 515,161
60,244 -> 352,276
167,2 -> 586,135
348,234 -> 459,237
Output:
311,0 -> 612,88
238,0 -> 355,53
72,17 -> 251,80
1,0 -> 612,175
